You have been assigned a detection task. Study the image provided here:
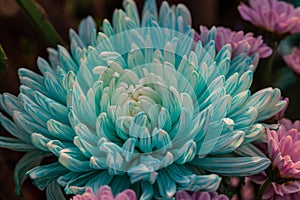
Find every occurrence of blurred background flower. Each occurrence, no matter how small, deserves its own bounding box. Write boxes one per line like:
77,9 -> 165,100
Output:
238,0 -> 300,35
279,117 -> 300,130
283,47 -> 300,74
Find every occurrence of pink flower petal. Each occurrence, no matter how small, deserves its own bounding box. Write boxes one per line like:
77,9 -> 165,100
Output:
254,118 -> 300,198
238,0 -> 300,35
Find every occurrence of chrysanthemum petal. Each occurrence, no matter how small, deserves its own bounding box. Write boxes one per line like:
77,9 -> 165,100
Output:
192,157 -> 270,176
14,150 -> 47,196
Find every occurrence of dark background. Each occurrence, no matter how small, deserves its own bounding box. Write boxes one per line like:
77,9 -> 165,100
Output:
0,0 -> 299,199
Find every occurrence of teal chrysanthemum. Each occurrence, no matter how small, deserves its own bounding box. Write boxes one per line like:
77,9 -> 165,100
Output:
0,0 -> 286,199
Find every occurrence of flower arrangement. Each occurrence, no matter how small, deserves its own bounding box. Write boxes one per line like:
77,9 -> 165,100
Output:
0,0 -> 299,199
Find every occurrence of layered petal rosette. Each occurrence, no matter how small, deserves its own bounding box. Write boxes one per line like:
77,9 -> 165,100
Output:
0,0 -> 286,199
238,0 -> 300,35
283,47 -> 300,75
252,126 -> 300,199
196,26 -> 272,65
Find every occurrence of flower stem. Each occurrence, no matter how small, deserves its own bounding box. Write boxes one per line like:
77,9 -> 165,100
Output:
263,41 -> 278,87
0,44 -> 8,73
15,0 -> 66,46
257,177 -> 272,200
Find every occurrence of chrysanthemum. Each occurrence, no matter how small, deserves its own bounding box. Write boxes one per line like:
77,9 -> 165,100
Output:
279,118 -> 300,131
238,0 -> 300,35
175,190 -> 228,200
283,47 -> 300,74
196,26 -> 272,65
0,0 -> 285,199
72,185 -> 136,200
252,126 -> 300,199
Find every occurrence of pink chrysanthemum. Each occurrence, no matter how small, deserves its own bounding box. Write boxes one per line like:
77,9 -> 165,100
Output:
279,118 -> 300,131
283,47 -> 300,74
197,26 -> 272,60
175,191 -> 228,200
72,186 -> 136,200
267,127 -> 300,181
252,126 -> 300,199
238,0 -> 300,35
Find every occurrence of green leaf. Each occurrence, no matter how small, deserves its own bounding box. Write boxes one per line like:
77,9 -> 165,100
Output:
0,44 -> 8,73
13,150 -> 48,196
46,180 -> 66,200
15,0 -> 66,46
